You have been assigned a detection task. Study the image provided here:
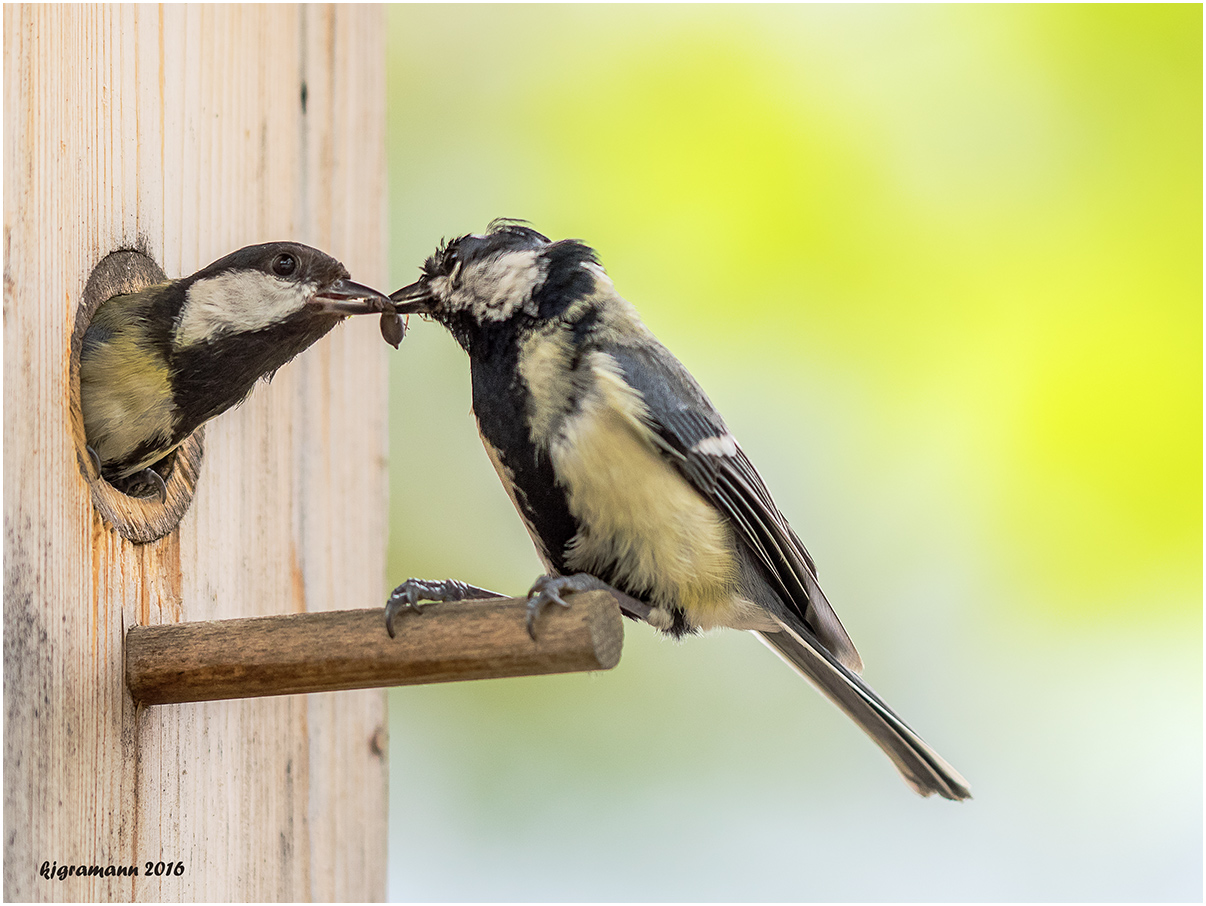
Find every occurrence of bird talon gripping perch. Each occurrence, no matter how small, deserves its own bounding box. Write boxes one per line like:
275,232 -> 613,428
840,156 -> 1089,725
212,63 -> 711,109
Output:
384,578 -> 503,638
383,220 -> 970,800
525,573 -> 616,640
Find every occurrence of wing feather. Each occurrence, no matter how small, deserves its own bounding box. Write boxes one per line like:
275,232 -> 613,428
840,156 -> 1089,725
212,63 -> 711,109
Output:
610,344 -> 862,673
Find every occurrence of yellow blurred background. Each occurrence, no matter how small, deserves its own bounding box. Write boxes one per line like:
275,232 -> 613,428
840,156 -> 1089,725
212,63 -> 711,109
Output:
383,5 -> 1200,900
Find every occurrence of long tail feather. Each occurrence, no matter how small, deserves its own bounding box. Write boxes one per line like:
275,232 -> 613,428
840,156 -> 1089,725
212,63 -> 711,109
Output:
756,619 -> 971,801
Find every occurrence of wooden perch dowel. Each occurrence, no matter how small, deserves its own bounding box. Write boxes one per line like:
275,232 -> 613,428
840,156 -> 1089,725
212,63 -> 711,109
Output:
125,591 -> 625,705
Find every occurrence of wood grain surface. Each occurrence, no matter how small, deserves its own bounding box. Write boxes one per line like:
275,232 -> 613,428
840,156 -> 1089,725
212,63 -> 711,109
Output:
126,593 -> 625,705
4,6 -> 389,900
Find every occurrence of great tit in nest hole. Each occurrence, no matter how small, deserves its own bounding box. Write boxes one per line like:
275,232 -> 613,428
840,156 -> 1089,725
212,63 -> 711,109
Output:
382,220 -> 970,801
80,241 -> 400,498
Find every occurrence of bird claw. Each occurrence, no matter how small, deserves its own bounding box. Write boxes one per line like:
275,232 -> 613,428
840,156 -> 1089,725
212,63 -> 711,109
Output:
144,469 -> 168,503
384,578 -> 503,638
85,444 -> 103,478
384,582 -> 427,638
525,573 -> 612,640
116,466 -> 168,503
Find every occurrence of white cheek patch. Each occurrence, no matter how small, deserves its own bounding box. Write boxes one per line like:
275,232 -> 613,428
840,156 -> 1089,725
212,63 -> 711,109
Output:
428,274 -> 451,303
175,270 -> 316,347
454,250 -> 547,322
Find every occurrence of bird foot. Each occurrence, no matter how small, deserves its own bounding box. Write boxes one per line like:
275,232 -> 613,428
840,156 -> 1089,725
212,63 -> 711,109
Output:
384,578 -> 504,638
525,573 -> 625,640
85,444 -> 103,478
115,467 -> 168,503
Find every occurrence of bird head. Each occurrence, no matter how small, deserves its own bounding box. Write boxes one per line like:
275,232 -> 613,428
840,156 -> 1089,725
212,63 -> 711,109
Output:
173,241 -> 390,348
80,241 -> 392,485
388,220 -> 604,351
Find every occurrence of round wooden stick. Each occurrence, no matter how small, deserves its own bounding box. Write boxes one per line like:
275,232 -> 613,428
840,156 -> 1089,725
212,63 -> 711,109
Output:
125,591 -> 625,705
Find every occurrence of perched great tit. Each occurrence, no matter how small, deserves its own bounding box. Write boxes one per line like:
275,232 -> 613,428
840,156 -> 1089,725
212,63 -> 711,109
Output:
80,241 -> 396,495
384,220 -> 971,801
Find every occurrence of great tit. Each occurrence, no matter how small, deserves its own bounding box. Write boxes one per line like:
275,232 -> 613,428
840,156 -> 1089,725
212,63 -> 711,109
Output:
80,241 -> 396,496
384,220 -> 970,801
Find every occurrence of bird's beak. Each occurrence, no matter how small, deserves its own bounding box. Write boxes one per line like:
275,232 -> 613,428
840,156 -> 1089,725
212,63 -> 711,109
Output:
308,279 -> 394,315
387,279 -> 435,315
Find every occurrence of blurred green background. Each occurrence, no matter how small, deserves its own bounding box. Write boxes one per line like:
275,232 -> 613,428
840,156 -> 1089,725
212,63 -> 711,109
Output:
383,5 -> 1201,901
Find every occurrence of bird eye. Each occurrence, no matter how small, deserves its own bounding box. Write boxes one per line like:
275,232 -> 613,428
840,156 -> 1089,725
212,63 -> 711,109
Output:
272,253 -> 297,277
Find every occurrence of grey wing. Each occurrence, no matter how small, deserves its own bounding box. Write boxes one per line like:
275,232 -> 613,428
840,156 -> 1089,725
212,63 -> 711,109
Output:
609,342 -> 863,674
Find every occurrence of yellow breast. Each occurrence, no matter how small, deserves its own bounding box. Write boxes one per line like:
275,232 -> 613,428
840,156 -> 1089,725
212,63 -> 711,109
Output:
550,350 -> 739,624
